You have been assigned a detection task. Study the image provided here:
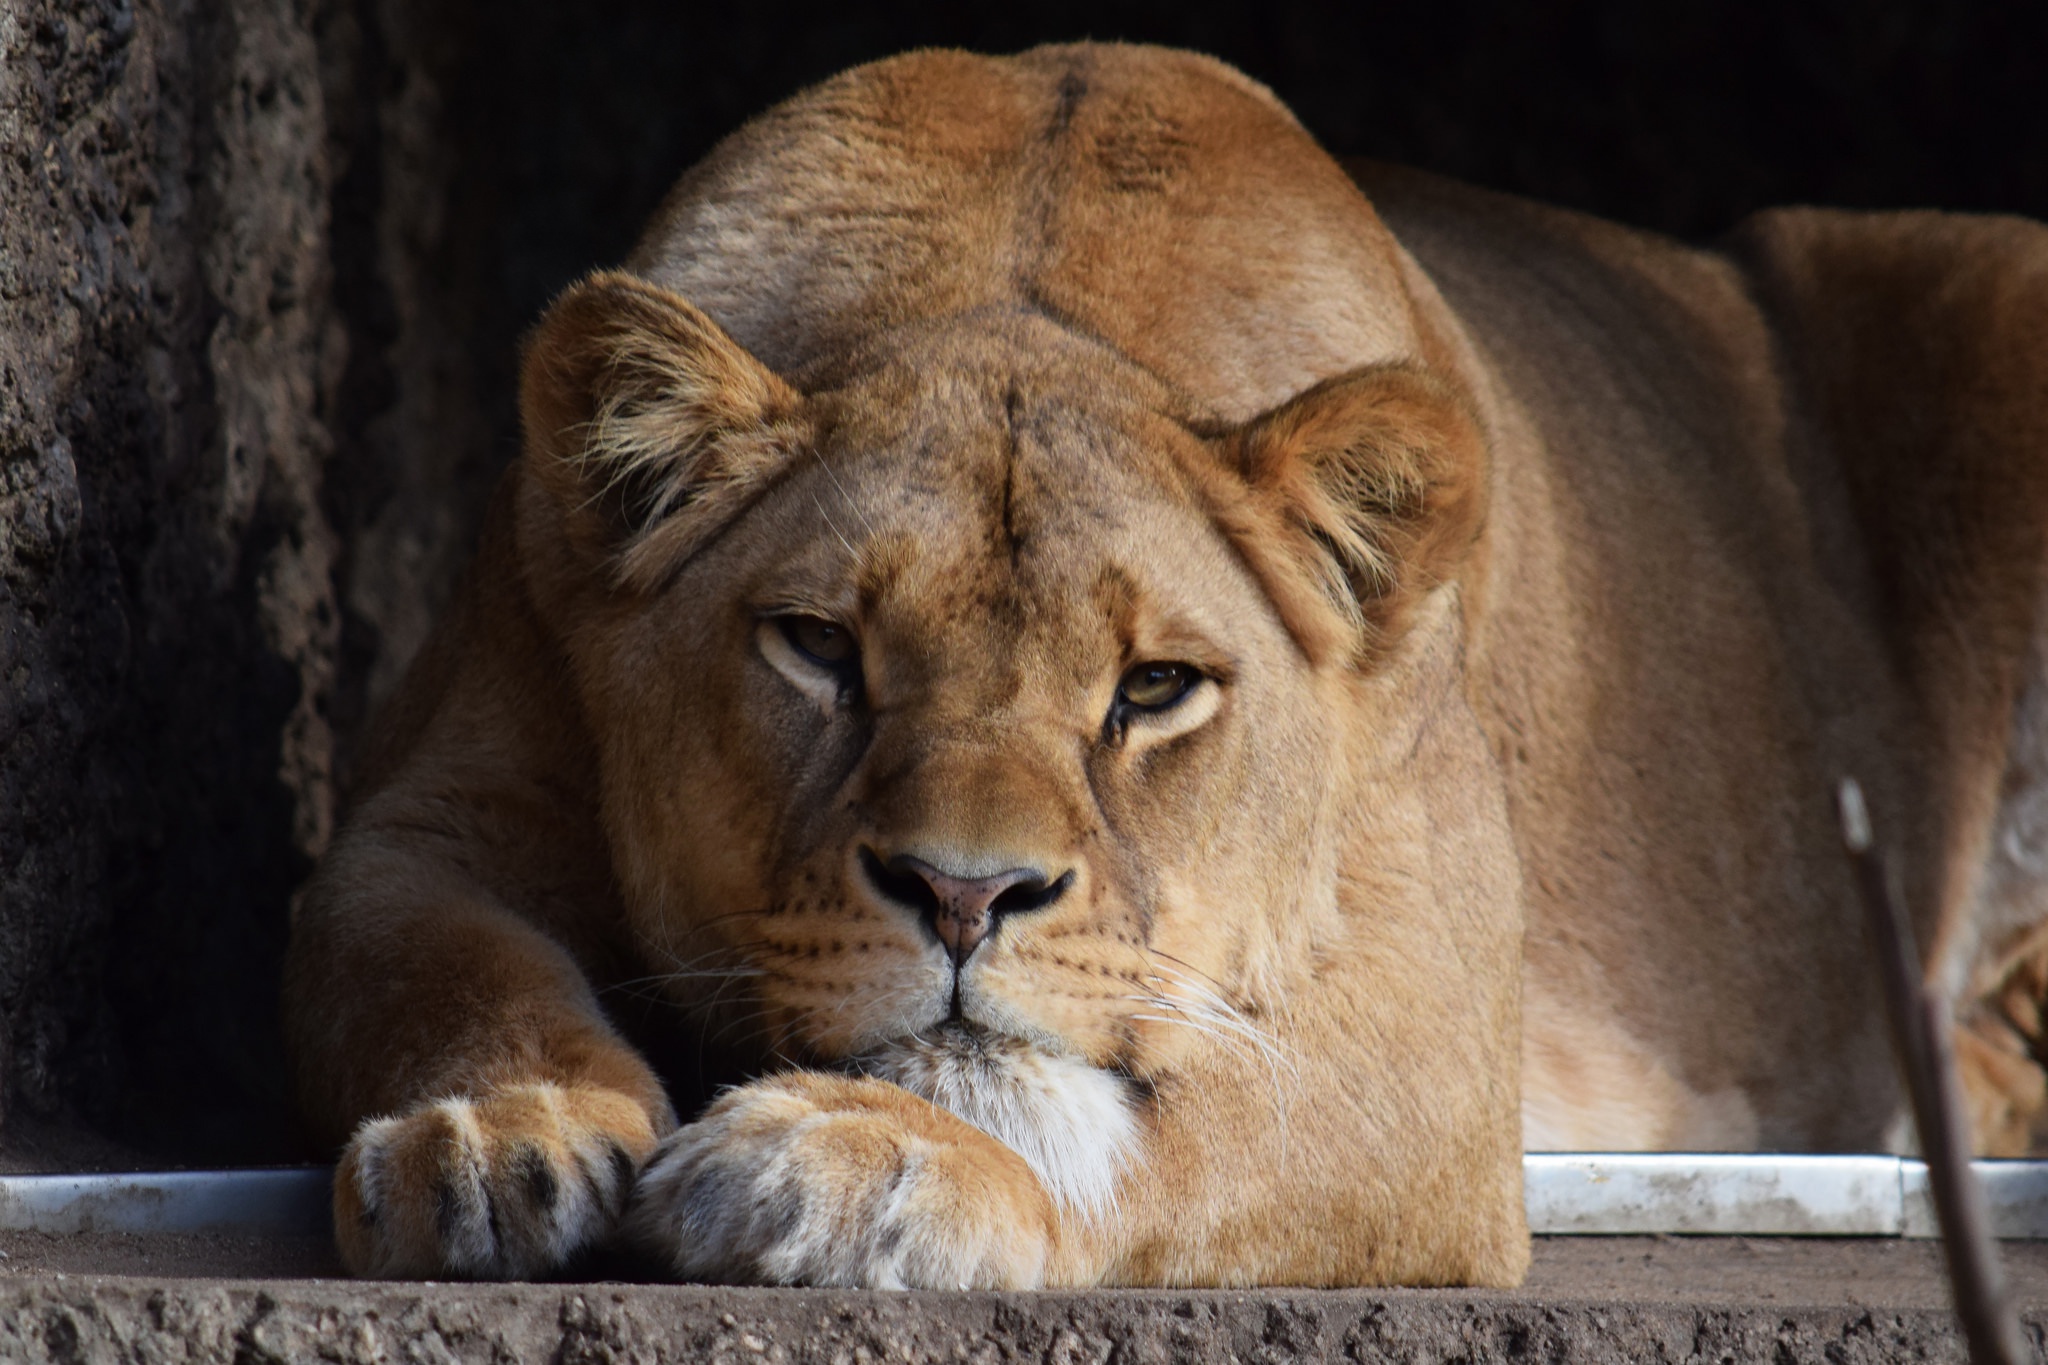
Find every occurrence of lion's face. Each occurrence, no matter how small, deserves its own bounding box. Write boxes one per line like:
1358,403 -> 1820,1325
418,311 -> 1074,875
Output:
516,273 -> 1483,1204
588,315 -> 1341,1077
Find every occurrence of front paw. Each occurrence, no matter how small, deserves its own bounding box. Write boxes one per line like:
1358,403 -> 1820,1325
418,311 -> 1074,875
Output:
334,1083 -> 658,1278
625,1073 -> 1055,1288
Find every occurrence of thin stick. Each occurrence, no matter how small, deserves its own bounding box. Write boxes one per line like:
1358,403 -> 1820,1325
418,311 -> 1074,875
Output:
1838,777 -> 2024,1365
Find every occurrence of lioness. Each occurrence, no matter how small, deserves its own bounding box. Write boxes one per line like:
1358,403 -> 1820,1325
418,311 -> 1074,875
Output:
284,43 -> 2048,1288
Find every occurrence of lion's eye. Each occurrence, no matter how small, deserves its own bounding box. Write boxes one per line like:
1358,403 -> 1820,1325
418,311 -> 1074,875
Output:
1117,662 -> 1197,711
779,615 -> 857,667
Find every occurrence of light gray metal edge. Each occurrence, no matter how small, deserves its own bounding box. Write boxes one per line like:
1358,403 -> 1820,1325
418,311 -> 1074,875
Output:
6,1158 -> 2048,1239
0,1168 -> 332,1236
1527,1154 -> 2048,1238
1524,1154 -> 1906,1236
1899,1159 -> 2048,1239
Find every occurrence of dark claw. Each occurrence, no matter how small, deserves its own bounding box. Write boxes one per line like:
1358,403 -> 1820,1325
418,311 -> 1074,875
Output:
483,1181 -> 503,1259
678,1168 -> 735,1244
434,1178 -> 459,1244
520,1147 -> 559,1213
607,1139 -> 636,1201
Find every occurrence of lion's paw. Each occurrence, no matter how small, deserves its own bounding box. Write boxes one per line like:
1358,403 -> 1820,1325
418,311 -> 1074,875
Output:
334,1083 -> 658,1279
624,1073 -> 1055,1289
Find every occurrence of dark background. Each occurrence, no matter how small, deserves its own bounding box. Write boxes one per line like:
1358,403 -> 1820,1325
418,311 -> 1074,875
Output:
474,0 -> 2048,308
450,0 -> 2048,494
3,0 -> 2044,1167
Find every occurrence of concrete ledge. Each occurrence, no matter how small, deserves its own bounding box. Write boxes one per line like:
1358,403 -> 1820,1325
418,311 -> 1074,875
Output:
3,1275 -> 2042,1365
6,1239 -> 2048,1363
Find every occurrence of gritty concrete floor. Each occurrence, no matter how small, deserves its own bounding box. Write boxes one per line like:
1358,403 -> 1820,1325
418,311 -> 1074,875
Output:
4,1234 -> 2047,1362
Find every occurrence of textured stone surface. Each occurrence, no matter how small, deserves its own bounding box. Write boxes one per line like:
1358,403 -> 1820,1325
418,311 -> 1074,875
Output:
0,0 -> 341,1160
4,1236 -> 2048,1361
0,1276 -> 2038,1365
0,0 -> 493,1166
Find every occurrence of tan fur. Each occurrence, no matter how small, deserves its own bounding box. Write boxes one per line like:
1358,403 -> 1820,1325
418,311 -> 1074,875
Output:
285,43 -> 2048,1287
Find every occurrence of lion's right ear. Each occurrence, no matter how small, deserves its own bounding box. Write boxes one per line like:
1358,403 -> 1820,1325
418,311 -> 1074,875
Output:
519,271 -> 809,592
1206,363 -> 1488,668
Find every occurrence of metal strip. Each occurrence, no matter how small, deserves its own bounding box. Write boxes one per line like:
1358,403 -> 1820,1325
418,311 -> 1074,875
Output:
1527,1155 -> 2048,1238
0,1168 -> 332,1236
6,1158 -> 2048,1239
1524,1154 -> 1907,1236
1902,1160 -> 2048,1240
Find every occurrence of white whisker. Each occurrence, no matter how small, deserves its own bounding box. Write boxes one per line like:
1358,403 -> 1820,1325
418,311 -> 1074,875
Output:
810,448 -> 880,539
811,492 -> 860,561
1131,956 -> 1303,1164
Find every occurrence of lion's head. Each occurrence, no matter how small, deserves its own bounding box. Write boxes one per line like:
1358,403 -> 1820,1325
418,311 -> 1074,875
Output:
508,44 -> 1497,1220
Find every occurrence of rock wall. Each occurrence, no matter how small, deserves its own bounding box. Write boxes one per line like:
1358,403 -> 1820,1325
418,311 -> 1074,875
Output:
2,0 -> 2045,1166
2,0 -> 338,1160
0,0 -> 494,1163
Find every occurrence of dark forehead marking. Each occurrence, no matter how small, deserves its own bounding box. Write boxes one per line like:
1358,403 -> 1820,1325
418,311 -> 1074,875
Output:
1094,563 -> 1141,630
1016,281 -> 1131,376
1000,380 -> 1023,569
1047,67 -> 1088,142
995,296 -> 1220,447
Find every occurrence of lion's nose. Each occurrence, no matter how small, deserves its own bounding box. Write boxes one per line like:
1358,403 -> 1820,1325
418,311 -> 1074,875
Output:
858,848 -> 1072,966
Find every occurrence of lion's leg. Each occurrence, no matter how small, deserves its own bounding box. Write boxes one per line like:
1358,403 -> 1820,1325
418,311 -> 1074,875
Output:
286,857 -> 674,1278
1075,1008 -> 1527,1287
1956,916 -> 2048,1156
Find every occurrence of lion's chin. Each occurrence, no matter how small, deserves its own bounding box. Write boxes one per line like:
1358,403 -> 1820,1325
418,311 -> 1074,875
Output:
855,1026 -> 1140,1218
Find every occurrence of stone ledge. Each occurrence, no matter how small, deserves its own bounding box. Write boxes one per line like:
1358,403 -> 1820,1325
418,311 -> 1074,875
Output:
4,1277 -> 2040,1365
6,1237 -> 2048,1363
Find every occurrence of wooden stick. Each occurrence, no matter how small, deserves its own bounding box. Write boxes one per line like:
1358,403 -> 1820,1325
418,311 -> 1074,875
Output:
1838,777 -> 2024,1365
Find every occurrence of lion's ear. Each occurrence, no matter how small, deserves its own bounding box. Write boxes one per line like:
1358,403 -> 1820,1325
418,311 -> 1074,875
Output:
519,271 -> 809,592
1219,364 -> 1487,666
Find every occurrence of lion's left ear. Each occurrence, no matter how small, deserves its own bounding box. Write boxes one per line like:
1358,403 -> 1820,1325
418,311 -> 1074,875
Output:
519,270 -> 812,593
1214,364 -> 1487,667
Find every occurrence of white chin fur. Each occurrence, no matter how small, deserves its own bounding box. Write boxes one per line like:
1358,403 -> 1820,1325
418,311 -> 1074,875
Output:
861,1033 -> 1139,1219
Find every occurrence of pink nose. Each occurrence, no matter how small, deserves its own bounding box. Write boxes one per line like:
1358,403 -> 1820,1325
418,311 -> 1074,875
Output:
860,850 -> 1071,965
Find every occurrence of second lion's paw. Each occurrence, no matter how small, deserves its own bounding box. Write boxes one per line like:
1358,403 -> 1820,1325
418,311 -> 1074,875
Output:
624,1073 -> 1055,1288
335,1083 -> 658,1278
